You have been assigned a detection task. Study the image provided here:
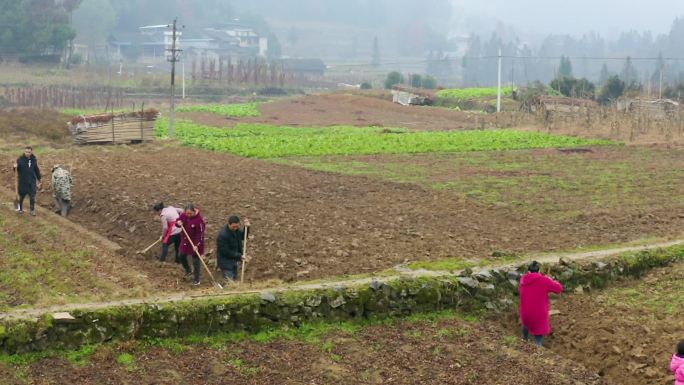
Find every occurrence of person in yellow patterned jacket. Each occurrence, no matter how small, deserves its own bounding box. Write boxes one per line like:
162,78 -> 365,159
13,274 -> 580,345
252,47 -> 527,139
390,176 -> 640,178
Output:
51,165 -> 73,217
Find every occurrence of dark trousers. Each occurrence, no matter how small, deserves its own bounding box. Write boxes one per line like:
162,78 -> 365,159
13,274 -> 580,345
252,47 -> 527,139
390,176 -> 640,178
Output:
522,326 -> 544,347
159,233 -> 181,263
53,197 -> 70,217
180,254 -> 201,283
19,190 -> 36,211
221,260 -> 240,280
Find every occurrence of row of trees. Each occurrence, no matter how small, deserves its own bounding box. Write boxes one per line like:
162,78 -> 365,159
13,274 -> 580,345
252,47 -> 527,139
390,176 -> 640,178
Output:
383,72 -> 437,90
462,17 -> 684,88
0,0 -> 81,57
379,66 -> 635,107
545,54 -> 673,104
547,75 -> 627,105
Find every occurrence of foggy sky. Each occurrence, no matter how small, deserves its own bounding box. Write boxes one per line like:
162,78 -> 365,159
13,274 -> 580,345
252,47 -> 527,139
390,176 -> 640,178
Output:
453,0 -> 684,38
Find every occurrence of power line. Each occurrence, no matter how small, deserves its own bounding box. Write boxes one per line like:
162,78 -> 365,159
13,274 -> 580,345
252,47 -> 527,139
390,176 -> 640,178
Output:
478,56 -> 684,61
328,55 -> 684,69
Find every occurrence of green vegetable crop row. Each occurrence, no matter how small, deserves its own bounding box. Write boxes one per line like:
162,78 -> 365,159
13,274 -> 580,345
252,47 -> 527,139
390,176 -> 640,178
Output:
60,108 -> 127,116
437,87 -> 515,100
176,103 -> 261,117
156,119 -> 613,158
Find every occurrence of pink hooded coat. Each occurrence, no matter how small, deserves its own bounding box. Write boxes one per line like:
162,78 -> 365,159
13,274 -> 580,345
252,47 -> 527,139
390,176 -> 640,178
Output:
519,272 -> 563,336
176,209 -> 205,256
671,354 -> 684,385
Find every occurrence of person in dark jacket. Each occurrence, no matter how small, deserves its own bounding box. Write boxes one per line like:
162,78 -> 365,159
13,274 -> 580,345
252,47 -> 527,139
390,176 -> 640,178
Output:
216,215 -> 251,283
175,203 -> 205,286
13,146 -> 41,216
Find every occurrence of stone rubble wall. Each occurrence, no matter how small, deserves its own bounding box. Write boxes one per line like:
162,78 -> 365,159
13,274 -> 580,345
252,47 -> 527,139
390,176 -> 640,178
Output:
1,246 -> 682,354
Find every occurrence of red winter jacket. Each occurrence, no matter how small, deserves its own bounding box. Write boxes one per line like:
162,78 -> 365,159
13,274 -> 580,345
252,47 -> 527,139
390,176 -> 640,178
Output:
519,272 -> 563,336
176,209 -> 205,256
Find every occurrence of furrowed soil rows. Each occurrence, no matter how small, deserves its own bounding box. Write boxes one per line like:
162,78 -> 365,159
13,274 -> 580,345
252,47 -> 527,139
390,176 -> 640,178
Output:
1,314 -> 604,385
507,262 -> 684,385
280,146 -> 684,216
3,142 -> 684,290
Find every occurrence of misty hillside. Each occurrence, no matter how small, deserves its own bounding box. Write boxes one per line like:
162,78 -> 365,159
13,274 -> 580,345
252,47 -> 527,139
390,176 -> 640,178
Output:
68,0 -> 454,61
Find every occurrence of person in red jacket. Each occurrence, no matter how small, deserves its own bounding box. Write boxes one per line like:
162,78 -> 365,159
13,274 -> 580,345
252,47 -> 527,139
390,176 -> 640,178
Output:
519,261 -> 564,347
176,203 -> 205,286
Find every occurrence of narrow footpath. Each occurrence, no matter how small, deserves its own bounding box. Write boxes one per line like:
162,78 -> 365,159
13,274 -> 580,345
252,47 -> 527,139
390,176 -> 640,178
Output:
2,233 -> 682,321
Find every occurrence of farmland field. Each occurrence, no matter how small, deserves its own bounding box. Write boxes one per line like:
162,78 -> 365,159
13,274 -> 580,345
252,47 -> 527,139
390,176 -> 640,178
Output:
176,103 -> 261,117
3,100 -> 684,288
60,108 -> 128,116
0,310 -> 602,385
178,93 -> 534,131
159,119 -> 612,158
0,188 -> 154,310
5,0 -> 684,380
437,86 -> 515,100
501,260 -> 684,385
277,146 -> 682,216
2,104 -> 683,287
2,92 -> 684,385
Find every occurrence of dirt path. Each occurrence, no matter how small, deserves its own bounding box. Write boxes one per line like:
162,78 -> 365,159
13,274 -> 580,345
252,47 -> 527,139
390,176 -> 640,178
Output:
3,237 -> 682,321
0,186 -> 122,254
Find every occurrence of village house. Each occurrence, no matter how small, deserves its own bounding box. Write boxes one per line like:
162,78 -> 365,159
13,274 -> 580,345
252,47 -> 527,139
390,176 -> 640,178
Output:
106,22 -> 269,64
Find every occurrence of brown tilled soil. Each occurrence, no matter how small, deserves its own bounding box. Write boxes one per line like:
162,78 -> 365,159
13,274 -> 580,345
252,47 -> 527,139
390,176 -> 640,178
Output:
1,316 -> 604,385
520,118 -> 684,146
179,93 -> 533,131
283,146 -> 684,217
549,264 -> 684,385
2,142 -> 683,291
502,262 -> 684,385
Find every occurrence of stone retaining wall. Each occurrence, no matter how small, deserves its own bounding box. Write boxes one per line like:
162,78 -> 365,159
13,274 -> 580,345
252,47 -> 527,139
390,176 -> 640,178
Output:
1,246 -> 682,354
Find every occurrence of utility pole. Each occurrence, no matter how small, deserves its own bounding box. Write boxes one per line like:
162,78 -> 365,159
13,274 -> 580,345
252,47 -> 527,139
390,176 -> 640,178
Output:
496,48 -> 502,113
659,67 -> 663,100
166,18 -> 183,138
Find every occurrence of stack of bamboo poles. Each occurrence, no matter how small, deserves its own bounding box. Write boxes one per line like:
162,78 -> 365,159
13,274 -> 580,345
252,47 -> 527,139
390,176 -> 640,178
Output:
68,109 -> 160,145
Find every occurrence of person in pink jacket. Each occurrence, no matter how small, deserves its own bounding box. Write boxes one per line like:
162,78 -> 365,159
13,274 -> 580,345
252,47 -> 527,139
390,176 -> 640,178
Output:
153,202 -> 183,264
519,261 -> 564,347
671,340 -> 684,385
175,203 -> 205,286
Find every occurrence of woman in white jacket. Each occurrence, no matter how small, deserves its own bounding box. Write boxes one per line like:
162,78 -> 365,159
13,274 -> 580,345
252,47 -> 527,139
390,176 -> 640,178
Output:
153,202 -> 183,264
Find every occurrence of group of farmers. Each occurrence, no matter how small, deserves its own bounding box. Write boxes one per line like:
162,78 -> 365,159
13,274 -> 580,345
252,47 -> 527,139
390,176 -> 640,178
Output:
152,202 -> 251,286
10,146 -> 684,381
12,146 -> 73,217
0,145 -> 618,345
11,146 -> 249,287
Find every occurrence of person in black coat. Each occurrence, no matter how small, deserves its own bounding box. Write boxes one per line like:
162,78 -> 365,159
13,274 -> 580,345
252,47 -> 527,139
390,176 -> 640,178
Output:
216,215 -> 251,282
13,146 -> 41,215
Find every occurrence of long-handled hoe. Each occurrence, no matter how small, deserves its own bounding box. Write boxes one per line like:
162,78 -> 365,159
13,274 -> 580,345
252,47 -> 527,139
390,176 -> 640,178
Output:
137,237 -> 162,255
12,165 -> 19,210
180,226 -> 223,289
240,226 -> 249,285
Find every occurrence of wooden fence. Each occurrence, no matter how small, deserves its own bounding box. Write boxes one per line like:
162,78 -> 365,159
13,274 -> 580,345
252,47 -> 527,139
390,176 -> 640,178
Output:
1,86 -> 124,109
